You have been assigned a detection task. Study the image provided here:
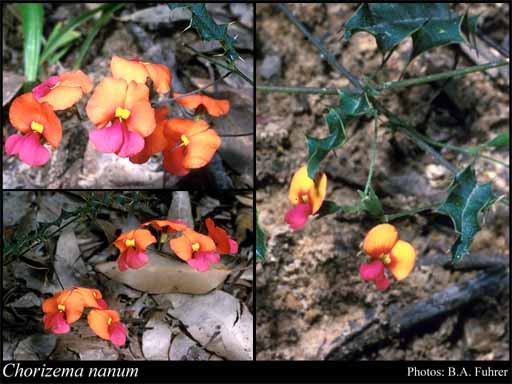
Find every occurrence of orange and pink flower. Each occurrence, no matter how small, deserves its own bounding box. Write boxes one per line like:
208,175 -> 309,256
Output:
113,229 -> 157,271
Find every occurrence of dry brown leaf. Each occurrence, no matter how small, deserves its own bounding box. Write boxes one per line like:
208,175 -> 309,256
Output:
235,207 -> 253,244
95,250 -> 230,294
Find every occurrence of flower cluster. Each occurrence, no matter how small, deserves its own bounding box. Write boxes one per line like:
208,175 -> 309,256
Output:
359,224 -> 416,290
5,71 -> 92,166
42,287 -> 127,346
5,56 -> 230,176
113,217 -> 238,273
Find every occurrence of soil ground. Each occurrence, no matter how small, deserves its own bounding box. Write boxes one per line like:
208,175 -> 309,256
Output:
256,3 -> 509,360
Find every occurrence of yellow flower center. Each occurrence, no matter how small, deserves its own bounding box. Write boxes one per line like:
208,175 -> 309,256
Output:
381,253 -> 391,265
115,107 -> 131,119
125,239 -> 135,248
191,242 -> 200,252
301,195 -> 309,204
57,304 -> 66,312
181,134 -> 190,146
31,121 -> 44,134
108,317 -> 113,325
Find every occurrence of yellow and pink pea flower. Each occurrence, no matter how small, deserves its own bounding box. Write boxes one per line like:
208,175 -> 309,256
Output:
285,165 -> 327,230
359,224 -> 416,290
113,229 -> 157,271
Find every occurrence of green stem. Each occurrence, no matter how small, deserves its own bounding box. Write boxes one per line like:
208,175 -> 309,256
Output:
256,60 -> 509,96
185,43 -> 253,86
256,85 -> 345,95
377,60 -> 509,91
276,3 -> 362,90
364,112 -> 379,194
414,133 -> 509,168
384,205 -> 436,222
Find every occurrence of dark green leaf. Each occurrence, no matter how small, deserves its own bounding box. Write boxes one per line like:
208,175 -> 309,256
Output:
256,211 -> 267,263
358,187 -> 384,218
314,200 -> 342,219
344,4 -> 478,63
18,3 -> 44,82
169,3 -> 240,62
437,166 -> 498,262
482,132 -> 509,151
307,90 -> 373,178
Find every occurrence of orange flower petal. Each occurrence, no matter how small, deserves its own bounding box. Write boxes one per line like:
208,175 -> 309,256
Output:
124,81 -> 150,110
363,224 -> 398,258
173,93 -> 202,110
145,63 -> 171,94
173,93 -> 230,117
184,129 -> 221,169
40,86 -> 83,111
42,297 -> 58,314
75,287 -> 103,308
55,289 -> 86,324
87,309 -> 120,340
184,229 -> 216,253
307,172 -> 327,214
388,240 -> 416,280
9,93 -> 45,133
86,77 -> 127,128
58,70 -> 93,93
111,56 -> 149,85
133,229 -> 157,251
288,165 -> 315,206
39,101 -> 62,148
205,217 -> 231,254
163,147 -> 190,176
201,95 -> 230,117
113,230 -> 135,253
170,234 -> 193,261
125,100 -> 156,137
165,118 -> 209,138
142,219 -> 189,233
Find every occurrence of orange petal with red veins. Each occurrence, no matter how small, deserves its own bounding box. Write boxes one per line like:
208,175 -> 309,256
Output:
184,129 -> 221,169
86,77 -> 127,128
111,56 -> 148,85
288,165 -> 315,206
125,100 -> 156,137
145,63 -> 171,94
133,229 -> 156,251
363,224 -> 398,258
388,240 -> 416,280
170,234 -> 193,261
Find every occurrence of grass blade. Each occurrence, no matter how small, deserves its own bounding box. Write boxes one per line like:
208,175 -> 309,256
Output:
17,3 -> 43,82
73,4 -> 124,70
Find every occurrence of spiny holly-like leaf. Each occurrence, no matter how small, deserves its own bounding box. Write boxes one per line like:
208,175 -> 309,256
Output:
169,3 -> 239,62
437,166 -> 498,262
256,210 -> 267,263
344,3 -> 478,63
307,90 -> 373,178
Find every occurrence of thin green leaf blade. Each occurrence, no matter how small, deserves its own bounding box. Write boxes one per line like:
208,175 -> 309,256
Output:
437,166 -> 498,262
73,4 -> 124,70
18,3 -> 44,82
256,211 -> 267,263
